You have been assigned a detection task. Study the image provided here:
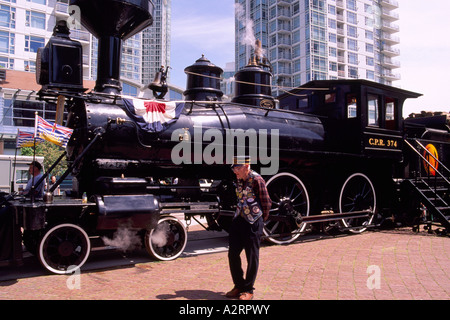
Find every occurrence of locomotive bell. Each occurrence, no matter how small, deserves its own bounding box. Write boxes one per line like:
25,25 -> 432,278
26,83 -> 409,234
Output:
184,55 -> 224,101
148,66 -> 169,99
36,20 -> 84,91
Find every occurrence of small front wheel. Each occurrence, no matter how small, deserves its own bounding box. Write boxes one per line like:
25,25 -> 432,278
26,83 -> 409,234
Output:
145,215 -> 187,261
38,223 -> 91,274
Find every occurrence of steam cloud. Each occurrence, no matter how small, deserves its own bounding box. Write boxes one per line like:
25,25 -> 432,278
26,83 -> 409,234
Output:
150,222 -> 170,247
235,3 -> 256,49
235,3 -> 266,58
102,227 -> 142,252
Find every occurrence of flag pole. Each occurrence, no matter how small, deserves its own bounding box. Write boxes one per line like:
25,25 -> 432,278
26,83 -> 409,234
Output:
30,112 -> 38,203
11,129 -> 19,193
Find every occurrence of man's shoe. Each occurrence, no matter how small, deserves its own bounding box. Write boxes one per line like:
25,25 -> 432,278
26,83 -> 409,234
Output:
239,292 -> 254,300
225,287 -> 242,298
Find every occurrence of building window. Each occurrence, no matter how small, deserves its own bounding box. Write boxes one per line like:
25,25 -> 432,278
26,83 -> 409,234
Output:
347,25 -> 357,38
348,66 -> 358,78
27,0 -> 47,4
3,99 -> 59,128
25,35 -> 44,52
329,47 -> 337,57
366,70 -> 375,80
0,31 -> 14,54
0,5 -> 16,28
329,33 -> 337,43
347,11 -> 357,25
328,5 -> 336,15
26,11 -> 45,29
329,61 -> 337,71
122,82 -> 138,97
328,18 -> 336,29
347,38 -> 357,51
348,52 -> 358,65
293,59 -> 301,72
0,56 -> 13,69
347,0 -> 357,11
25,60 -> 36,72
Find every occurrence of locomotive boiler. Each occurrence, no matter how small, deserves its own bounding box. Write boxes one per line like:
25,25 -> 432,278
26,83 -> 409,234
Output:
1,0 -> 449,275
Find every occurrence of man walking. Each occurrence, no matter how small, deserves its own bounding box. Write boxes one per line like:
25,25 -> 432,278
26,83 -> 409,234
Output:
226,156 -> 272,300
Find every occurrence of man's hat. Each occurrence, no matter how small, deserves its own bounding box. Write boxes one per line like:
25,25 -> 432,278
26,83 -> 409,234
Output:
231,155 -> 251,168
28,161 -> 42,171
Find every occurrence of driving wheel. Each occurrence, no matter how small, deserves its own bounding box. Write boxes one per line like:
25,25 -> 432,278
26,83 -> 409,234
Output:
339,173 -> 376,233
263,172 -> 310,244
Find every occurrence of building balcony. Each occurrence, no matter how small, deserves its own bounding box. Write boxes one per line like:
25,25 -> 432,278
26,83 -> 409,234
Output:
381,57 -> 400,69
380,0 -> 399,10
381,32 -> 400,44
278,0 -> 291,7
381,45 -> 400,57
277,10 -> 290,19
69,29 -> 90,42
381,71 -> 400,81
381,8 -> 399,21
381,21 -> 400,33
54,1 -> 69,17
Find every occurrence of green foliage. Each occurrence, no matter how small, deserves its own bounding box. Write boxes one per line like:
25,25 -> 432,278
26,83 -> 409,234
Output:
21,141 -> 68,177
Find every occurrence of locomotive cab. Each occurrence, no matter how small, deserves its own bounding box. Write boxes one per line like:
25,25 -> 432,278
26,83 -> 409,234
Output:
278,79 -> 422,159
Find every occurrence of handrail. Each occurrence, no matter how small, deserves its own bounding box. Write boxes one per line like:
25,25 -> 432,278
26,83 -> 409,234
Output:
414,139 -> 450,176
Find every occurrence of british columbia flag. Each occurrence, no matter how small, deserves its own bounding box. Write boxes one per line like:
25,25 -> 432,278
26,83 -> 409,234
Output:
122,98 -> 184,132
36,116 -> 73,148
16,129 -> 44,148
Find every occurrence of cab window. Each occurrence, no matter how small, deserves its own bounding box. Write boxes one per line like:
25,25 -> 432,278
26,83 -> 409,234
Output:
367,94 -> 379,127
385,97 -> 397,130
347,94 -> 357,118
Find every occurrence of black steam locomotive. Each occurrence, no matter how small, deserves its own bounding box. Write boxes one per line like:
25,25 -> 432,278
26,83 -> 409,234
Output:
0,0 -> 449,274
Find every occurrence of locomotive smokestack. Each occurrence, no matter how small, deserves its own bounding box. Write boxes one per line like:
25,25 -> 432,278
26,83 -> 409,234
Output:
255,39 -> 262,63
70,0 -> 154,94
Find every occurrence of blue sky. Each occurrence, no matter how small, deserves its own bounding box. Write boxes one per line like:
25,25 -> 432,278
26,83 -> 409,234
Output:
170,0 -> 449,115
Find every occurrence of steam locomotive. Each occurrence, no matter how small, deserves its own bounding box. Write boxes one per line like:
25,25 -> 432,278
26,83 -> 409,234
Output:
0,0 -> 449,275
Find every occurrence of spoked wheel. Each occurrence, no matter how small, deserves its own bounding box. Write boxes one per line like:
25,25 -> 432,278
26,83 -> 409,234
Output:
263,172 -> 310,244
145,215 -> 187,261
339,173 -> 376,233
38,223 -> 91,274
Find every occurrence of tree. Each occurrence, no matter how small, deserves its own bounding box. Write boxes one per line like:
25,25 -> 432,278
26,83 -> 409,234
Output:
21,141 -> 68,177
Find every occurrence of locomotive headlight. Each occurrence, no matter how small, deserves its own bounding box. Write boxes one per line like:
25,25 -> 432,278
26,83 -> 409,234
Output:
36,20 -> 84,92
36,47 -> 49,85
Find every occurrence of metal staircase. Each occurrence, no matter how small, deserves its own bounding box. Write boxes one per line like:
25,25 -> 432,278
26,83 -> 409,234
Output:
404,139 -> 450,233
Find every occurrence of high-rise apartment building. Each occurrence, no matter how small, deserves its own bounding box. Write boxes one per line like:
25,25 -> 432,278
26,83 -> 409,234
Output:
142,0 -> 171,87
235,0 -> 400,96
0,0 -> 171,154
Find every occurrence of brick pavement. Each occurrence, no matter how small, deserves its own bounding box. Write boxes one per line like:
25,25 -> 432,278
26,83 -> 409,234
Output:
0,227 -> 449,300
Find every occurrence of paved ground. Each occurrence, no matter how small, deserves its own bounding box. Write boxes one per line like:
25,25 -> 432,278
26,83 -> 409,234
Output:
0,226 -> 449,301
